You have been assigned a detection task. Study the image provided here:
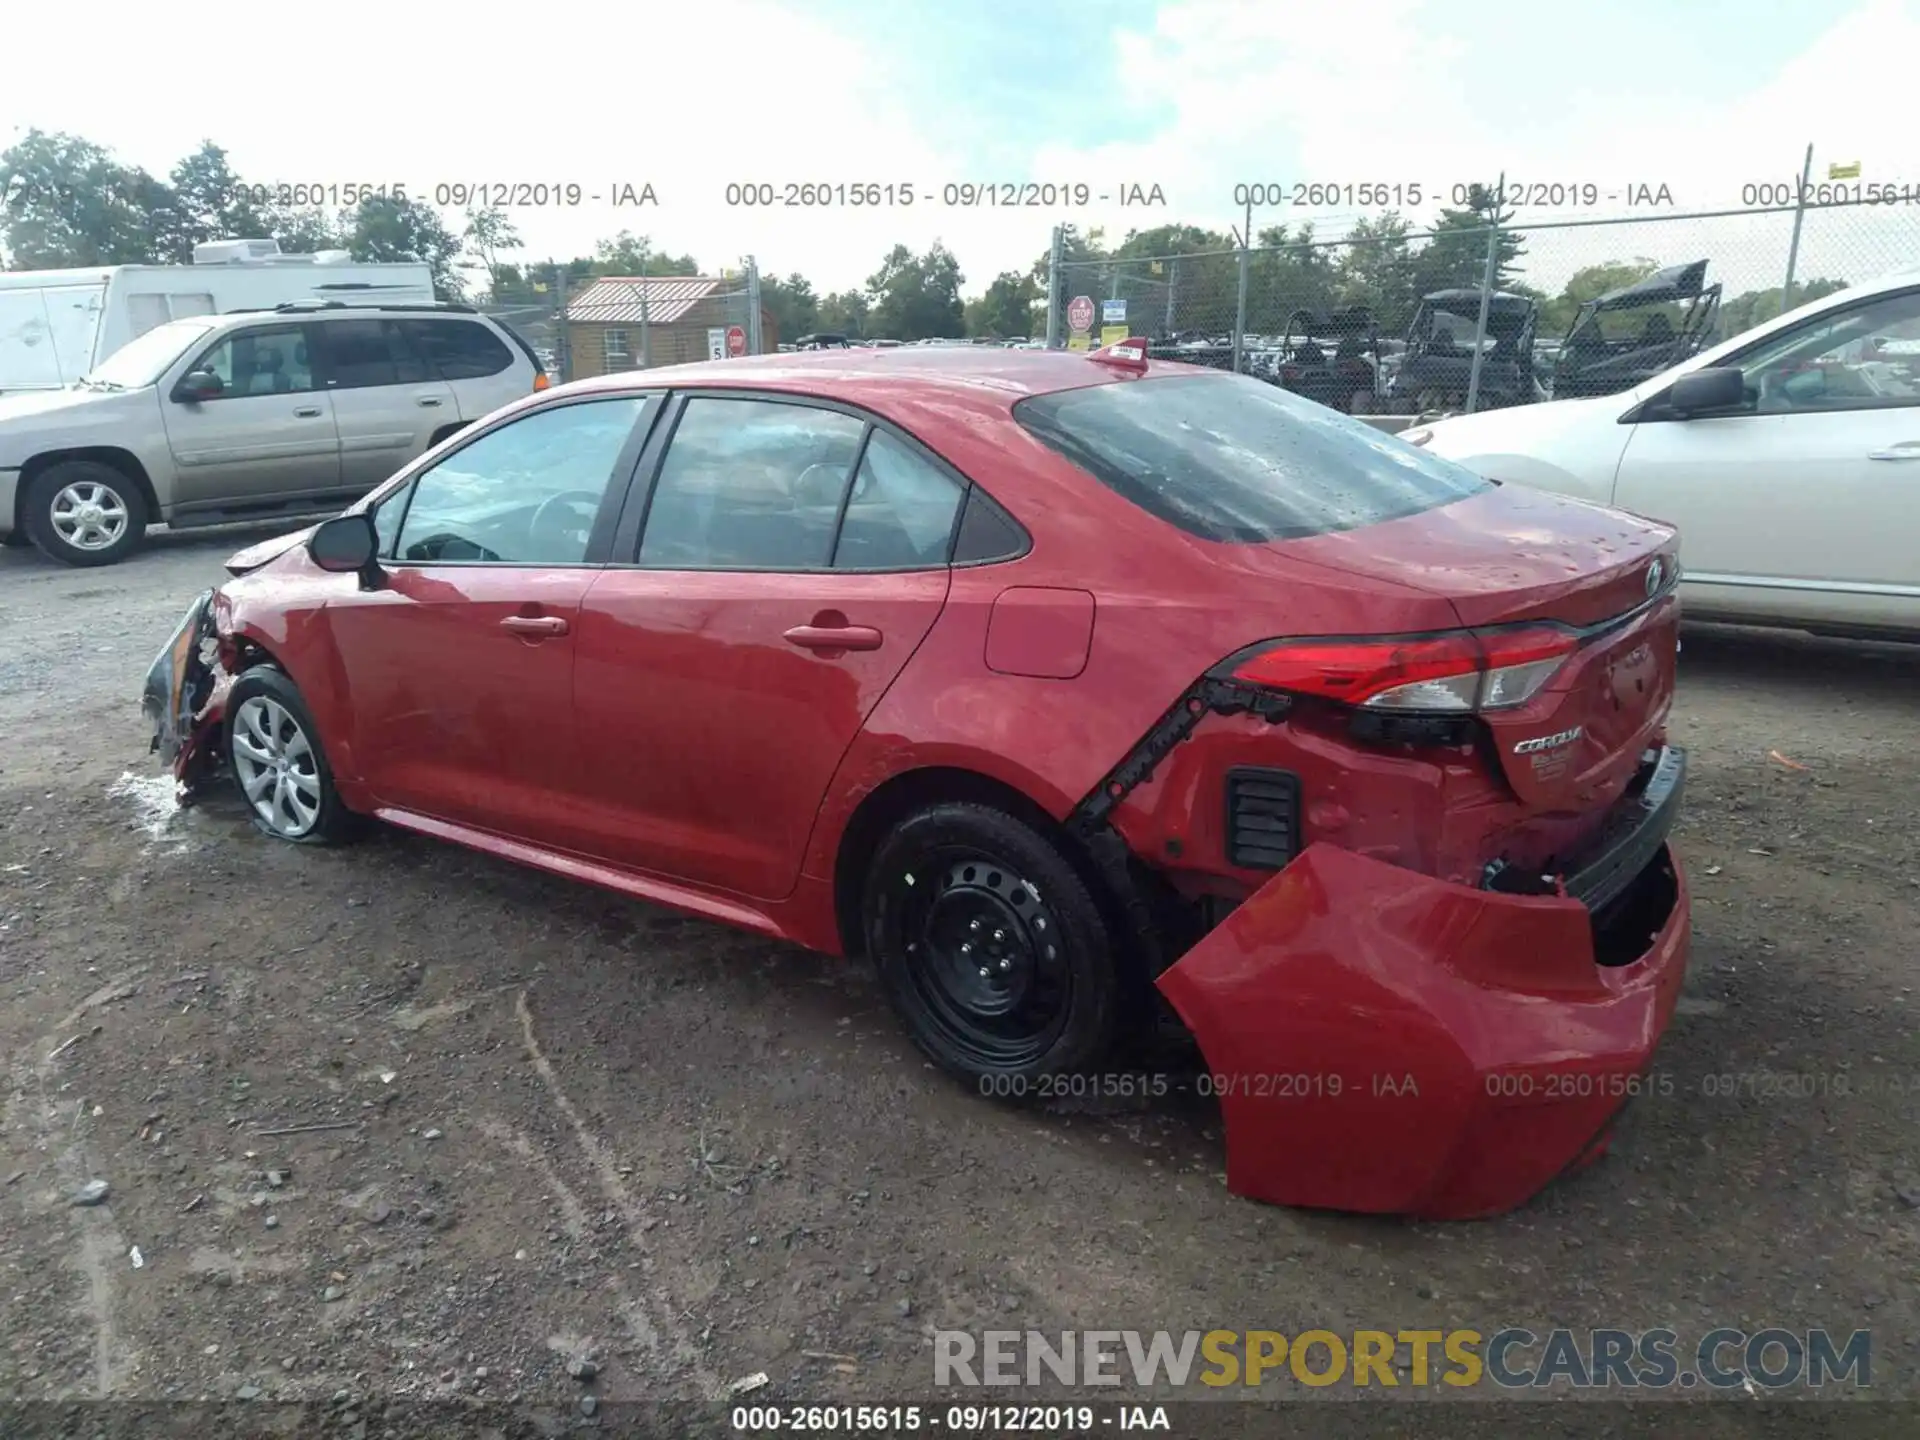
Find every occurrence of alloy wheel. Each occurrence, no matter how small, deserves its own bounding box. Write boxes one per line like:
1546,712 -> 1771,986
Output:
49,480 -> 130,552
229,695 -> 324,838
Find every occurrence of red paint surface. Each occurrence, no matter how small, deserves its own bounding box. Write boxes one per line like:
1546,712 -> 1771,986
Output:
181,348 -> 1692,1218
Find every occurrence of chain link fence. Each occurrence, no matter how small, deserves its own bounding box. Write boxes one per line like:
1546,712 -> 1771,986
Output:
471,262 -> 765,385
1050,198 -> 1920,415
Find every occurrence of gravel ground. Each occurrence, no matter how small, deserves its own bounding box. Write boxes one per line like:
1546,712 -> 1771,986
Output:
2,524 -> 1918,1435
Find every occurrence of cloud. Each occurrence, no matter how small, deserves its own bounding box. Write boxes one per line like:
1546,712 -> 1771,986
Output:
3,0 -> 1917,302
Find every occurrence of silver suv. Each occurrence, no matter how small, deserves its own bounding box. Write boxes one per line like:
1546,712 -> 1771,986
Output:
0,302 -> 545,566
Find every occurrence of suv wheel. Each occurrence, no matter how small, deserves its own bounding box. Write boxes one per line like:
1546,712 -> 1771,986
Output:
24,461 -> 149,567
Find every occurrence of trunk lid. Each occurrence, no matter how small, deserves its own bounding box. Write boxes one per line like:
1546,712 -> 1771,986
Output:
1284,485 -> 1681,811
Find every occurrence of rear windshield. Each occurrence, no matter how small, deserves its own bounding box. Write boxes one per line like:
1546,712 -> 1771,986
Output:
1014,372 -> 1490,543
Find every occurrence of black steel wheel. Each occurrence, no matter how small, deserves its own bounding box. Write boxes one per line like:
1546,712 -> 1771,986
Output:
864,802 -> 1122,1085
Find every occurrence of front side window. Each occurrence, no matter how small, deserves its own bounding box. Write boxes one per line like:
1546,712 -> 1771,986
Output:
1016,372 -> 1489,543
190,326 -> 315,398
1734,289 -> 1920,414
833,430 -> 965,569
638,398 -> 868,569
392,396 -> 651,564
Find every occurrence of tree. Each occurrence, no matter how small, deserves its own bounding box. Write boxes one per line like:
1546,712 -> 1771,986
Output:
591,231 -> 700,277
1247,223 -> 1339,333
0,129 -> 169,268
866,242 -> 964,341
760,272 -> 820,340
1411,183 -> 1526,298
345,195 -> 466,299
159,142 -> 267,262
1537,258 -> 1660,335
1334,212 -> 1420,332
463,208 -> 523,299
967,270 -> 1040,338
1718,277 -> 1848,339
817,289 -> 870,337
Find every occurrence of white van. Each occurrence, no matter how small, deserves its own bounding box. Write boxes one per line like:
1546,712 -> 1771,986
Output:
0,239 -> 436,394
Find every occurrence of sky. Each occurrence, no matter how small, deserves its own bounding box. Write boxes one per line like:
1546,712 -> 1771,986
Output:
3,0 -> 1919,300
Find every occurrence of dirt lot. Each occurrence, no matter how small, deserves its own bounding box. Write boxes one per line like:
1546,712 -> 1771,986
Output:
2,524 -> 1919,1434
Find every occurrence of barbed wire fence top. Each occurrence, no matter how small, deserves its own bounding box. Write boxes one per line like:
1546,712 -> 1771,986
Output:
1050,198 -> 1920,412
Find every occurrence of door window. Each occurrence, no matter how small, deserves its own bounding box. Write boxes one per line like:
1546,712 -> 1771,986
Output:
1736,289 -> 1920,414
320,319 -> 429,387
189,326 -> 316,397
637,397 -> 868,569
832,429 -> 965,569
392,397 -> 652,564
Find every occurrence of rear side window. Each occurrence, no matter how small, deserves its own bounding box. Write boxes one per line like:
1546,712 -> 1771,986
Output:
1014,373 -> 1490,543
401,319 -> 515,380
320,319 -> 426,387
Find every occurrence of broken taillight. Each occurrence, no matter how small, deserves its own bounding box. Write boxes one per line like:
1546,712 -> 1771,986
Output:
1228,626 -> 1577,714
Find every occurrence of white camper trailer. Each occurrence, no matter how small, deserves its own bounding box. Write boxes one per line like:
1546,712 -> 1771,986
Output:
0,240 -> 437,393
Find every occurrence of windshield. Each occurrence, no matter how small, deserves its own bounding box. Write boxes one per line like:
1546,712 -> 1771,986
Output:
82,318 -> 219,389
1014,372 -> 1490,543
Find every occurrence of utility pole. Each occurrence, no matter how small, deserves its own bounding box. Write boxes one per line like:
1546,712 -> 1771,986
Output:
746,256 -> 763,354
1463,172 -> 1505,415
639,239 -> 652,369
553,260 -> 570,383
1045,225 -> 1064,348
1781,143 -> 1815,321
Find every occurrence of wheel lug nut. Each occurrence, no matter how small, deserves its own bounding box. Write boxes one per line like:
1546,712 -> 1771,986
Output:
969,918 -> 982,933
977,965 -> 991,978
960,943 -> 972,957
998,958 -> 1012,972
993,929 -> 1006,943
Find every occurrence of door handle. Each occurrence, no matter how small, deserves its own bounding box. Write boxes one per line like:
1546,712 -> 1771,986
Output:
416,396 -> 444,408
500,615 -> 569,637
293,405 -> 323,418
1867,443 -> 1920,460
784,623 -> 883,653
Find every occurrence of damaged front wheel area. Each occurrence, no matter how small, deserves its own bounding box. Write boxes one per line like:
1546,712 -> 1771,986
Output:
225,667 -> 360,845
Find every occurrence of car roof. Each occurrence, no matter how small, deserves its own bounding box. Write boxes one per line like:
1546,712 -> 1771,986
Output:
552,345 -> 1157,418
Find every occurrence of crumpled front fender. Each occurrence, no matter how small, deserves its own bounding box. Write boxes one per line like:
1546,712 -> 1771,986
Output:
141,588 -> 232,795
1155,841 -> 1690,1220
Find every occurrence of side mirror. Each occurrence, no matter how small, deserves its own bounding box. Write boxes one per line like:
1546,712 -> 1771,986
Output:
308,512 -> 383,587
176,370 -> 223,402
1666,366 -> 1745,417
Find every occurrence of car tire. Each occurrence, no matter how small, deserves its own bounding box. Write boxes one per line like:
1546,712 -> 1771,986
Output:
22,460 -> 149,567
224,666 -> 361,845
863,802 -> 1123,1089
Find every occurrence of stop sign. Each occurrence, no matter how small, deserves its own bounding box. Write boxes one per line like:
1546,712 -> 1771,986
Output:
1066,295 -> 1095,332
725,325 -> 747,357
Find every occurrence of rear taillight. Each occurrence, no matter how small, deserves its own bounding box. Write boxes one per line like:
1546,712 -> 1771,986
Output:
533,373 -> 551,392
1229,626 -> 1578,714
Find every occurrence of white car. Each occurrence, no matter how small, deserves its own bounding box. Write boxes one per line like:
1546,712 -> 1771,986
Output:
1405,267 -> 1920,639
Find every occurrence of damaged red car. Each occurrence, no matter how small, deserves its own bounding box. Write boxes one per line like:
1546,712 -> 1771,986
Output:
143,339 -> 1690,1221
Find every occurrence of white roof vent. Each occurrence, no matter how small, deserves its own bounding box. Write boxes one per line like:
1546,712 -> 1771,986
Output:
193,238 -> 283,264
310,250 -> 353,264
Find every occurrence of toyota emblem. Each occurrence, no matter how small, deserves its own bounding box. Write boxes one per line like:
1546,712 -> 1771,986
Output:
1645,559 -> 1664,597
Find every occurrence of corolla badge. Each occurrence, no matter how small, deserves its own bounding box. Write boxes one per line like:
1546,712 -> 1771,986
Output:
1513,726 -> 1584,755
1645,558 -> 1665,597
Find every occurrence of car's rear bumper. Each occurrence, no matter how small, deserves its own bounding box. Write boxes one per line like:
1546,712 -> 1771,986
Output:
1155,747 -> 1691,1220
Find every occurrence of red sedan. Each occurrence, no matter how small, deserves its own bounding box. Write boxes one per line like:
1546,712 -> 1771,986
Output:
143,339 -> 1691,1220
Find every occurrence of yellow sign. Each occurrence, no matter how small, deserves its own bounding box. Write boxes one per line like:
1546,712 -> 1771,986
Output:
1828,161 -> 1862,179
1149,260 -> 1164,276
1100,325 -> 1129,347
1066,336 -> 1092,352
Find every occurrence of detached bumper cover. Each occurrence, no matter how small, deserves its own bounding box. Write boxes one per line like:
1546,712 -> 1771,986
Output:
1156,747 -> 1691,1221
141,589 -> 230,791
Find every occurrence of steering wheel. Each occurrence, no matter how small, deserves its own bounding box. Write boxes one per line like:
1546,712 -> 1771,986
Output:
791,462 -> 851,509
529,490 -> 603,542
